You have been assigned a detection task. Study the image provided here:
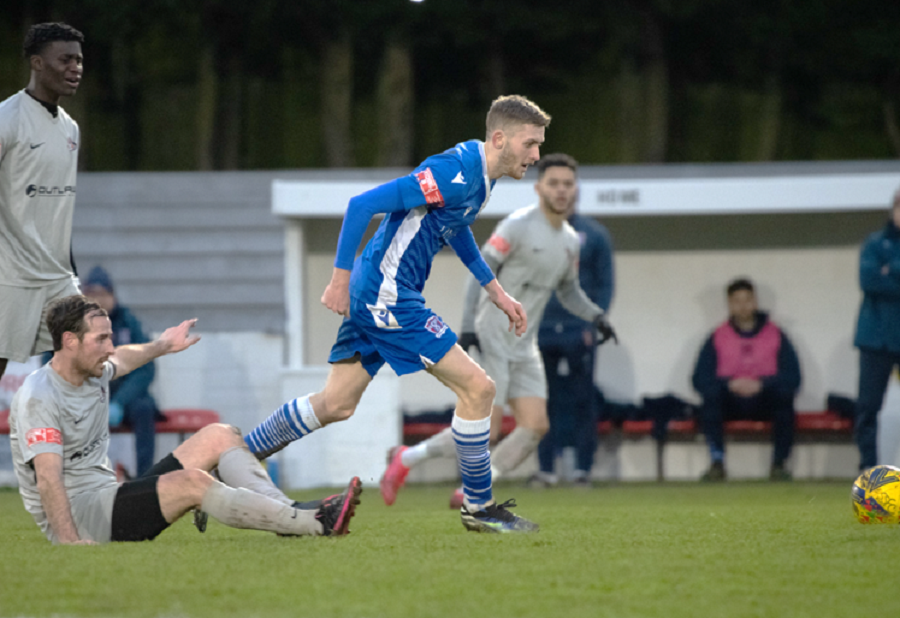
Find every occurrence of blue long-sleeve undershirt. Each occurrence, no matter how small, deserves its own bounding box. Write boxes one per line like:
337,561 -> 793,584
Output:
448,226 -> 494,286
334,180 -> 408,271
333,180 -> 495,287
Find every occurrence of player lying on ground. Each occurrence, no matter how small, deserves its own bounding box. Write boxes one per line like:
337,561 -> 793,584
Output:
10,295 -> 360,544
243,95 -> 553,533
380,154 -> 617,507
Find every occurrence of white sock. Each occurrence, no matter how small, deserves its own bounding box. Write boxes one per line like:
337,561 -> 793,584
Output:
201,481 -> 323,536
217,446 -> 293,506
401,428 -> 456,467
401,443 -> 429,468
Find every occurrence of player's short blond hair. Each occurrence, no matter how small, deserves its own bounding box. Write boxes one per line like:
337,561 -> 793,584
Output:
485,95 -> 551,137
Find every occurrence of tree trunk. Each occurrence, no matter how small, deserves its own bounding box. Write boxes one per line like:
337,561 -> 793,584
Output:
486,43 -> 506,101
756,76 -> 782,161
217,54 -> 244,170
376,37 -> 414,167
195,44 -> 217,171
320,31 -> 355,167
884,72 -> 900,158
617,60 -> 642,163
641,8 -> 668,163
885,100 -> 900,158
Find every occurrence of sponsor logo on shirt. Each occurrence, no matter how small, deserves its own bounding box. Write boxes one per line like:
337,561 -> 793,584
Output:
67,137 -> 78,151
415,168 -> 444,206
488,234 -> 511,256
26,184 -> 76,198
425,315 -> 448,338
26,427 -> 62,447
70,434 -> 107,462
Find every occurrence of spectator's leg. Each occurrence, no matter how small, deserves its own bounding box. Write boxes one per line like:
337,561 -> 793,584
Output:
700,389 -> 725,461
766,389 -> 795,467
571,345 -> 598,479
855,349 -> 896,469
698,387 -> 727,478
125,396 -> 157,476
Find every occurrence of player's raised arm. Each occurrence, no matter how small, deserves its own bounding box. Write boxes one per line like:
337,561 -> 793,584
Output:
110,318 -> 200,377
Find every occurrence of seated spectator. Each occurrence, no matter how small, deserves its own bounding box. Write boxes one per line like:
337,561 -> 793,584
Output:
82,266 -> 162,475
691,278 -> 801,481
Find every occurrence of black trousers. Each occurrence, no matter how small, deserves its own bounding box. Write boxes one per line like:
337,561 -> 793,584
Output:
698,385 -> 795,465
855,348 -> 900,469
539,340 -> 597,474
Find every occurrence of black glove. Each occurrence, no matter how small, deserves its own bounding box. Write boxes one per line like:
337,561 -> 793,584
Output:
593,313 -> 618,345
458,332 -> 481,354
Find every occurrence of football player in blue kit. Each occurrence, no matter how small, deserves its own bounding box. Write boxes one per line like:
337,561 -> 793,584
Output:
244,95 -> 550,532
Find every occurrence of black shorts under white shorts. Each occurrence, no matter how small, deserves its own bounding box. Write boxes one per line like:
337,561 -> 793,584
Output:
110,453 -> 183,542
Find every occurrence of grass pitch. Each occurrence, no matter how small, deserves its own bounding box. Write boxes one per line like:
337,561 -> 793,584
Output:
0,480 -> 893,618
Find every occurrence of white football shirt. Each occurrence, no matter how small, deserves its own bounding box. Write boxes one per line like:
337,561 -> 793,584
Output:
473,204 -> 601,360
10,361 -> 117,537
0,90 -> 79,286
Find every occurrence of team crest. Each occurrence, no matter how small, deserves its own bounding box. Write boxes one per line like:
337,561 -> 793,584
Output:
425,316 -> 448,338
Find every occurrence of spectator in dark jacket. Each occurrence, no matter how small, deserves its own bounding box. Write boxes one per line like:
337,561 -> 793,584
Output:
82,266 -> 161,475
692,278 -> 801,482
853,189 -> 900,470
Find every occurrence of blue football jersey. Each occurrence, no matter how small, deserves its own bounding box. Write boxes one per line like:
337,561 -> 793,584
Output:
349,140 -> 496,309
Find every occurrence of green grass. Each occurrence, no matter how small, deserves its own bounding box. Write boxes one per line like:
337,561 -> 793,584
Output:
0,481 -> 895,618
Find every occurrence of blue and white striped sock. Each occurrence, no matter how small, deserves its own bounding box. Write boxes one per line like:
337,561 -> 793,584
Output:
244,396 -> 322,459
452,414 -> 493,510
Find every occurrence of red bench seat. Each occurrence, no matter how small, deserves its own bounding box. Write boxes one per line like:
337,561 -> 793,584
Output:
0,408 -> 220,441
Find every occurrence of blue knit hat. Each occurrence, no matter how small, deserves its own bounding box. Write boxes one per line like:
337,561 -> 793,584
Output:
84,265 -> 114,293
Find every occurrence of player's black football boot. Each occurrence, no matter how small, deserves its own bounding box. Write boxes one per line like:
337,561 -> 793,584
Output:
460,499 -> 539,533
316,476 -> 363,536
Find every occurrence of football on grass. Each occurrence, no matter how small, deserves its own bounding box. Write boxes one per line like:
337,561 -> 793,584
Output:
851,465 -> 900,524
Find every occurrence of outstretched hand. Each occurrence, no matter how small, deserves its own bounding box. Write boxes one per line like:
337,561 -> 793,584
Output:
485,280 -> 527,337
159,319 -> 201,354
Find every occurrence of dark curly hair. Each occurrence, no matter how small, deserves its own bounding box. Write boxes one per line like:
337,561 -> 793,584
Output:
46,295 -> 106,351
23,22 -> 84,58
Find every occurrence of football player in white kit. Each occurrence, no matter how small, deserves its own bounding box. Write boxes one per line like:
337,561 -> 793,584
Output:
0,23 -> 87,382
381,154 -> 617,507
10,295 -> 361,544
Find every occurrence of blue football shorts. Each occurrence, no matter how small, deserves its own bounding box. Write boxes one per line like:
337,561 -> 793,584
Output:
328,298 -> 459,377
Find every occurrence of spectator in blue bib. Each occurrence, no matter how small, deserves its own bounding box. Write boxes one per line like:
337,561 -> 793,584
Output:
82,266 -> 162,475
692,278 -> 801,482
853,188 -> 900,470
